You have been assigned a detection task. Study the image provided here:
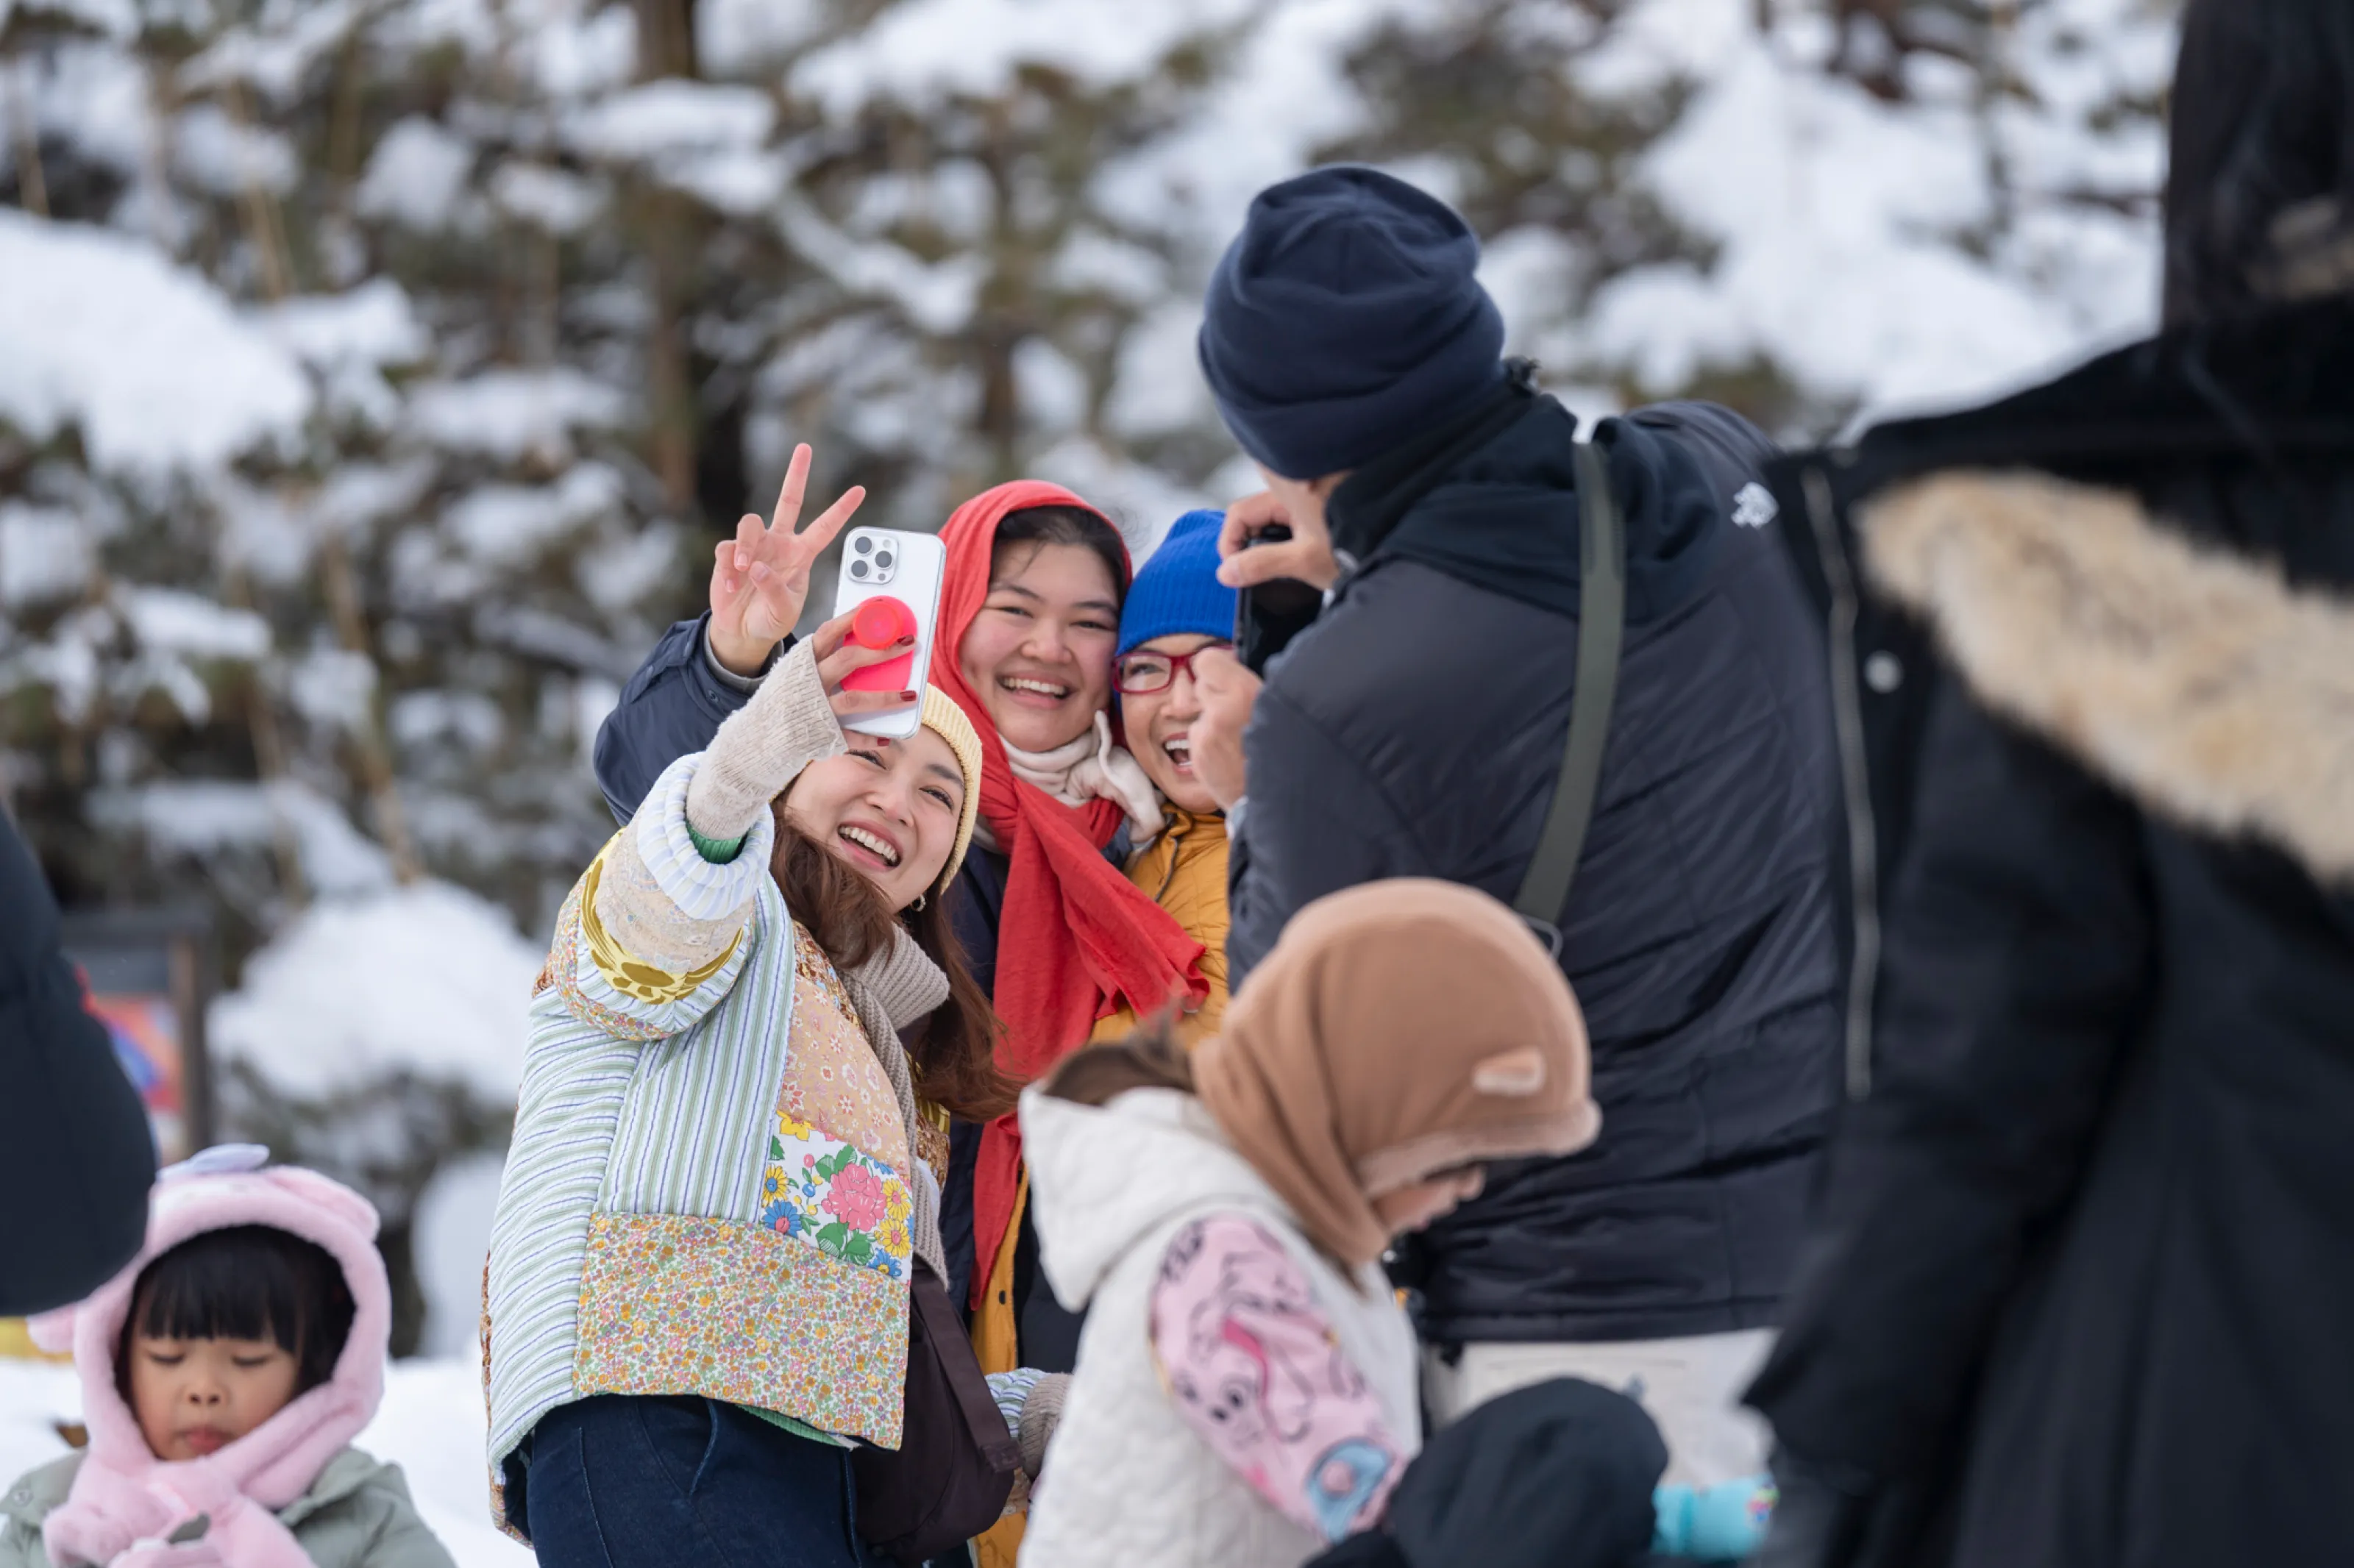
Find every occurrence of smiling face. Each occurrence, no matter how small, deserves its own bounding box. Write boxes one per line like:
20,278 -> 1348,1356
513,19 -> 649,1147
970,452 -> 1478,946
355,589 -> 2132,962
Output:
956,541 -> 1121,754
128,1333 -> 302,1461
782,725 -> 967,910
1118,632 -> 1227,815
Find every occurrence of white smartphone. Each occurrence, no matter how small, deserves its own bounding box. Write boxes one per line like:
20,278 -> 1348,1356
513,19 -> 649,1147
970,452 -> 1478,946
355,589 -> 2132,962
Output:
829,525 -> 947,741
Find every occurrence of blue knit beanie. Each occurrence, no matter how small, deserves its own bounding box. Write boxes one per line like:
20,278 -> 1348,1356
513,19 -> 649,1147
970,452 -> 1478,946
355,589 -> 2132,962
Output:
1198,165 -> 1507,481
1118,510 -> 1238,658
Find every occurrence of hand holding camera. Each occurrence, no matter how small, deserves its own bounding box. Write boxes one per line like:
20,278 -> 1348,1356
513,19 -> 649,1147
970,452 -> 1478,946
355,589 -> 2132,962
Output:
1187,646 -> 1262,812
1215,491 -> 1340,594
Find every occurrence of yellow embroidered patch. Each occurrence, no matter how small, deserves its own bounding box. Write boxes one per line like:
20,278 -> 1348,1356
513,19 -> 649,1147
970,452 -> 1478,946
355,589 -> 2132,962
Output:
579,847 -> 741,1004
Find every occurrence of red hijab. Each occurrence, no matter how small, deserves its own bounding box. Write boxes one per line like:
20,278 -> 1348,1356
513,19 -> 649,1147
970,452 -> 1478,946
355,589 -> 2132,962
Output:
930,481 -> 1208,1301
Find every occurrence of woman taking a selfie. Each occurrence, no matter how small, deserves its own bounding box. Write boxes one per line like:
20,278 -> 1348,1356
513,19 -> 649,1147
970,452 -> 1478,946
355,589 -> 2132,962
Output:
486,608 -> 1004,1567
587,457 -> 1205,1503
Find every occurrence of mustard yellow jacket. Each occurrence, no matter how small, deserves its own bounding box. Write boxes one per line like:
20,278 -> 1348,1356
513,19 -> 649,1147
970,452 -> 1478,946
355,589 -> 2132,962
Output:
1090,806 -> 1229,1047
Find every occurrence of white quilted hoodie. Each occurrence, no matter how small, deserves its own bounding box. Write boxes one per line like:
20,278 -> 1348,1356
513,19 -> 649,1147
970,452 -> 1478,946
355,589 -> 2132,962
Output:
1017,1086 -> 1421,1568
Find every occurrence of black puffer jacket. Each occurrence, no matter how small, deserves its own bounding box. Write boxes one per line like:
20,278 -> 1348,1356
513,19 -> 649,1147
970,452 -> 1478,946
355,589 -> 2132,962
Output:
1231,382 -> 1843,1343
0,810 -> 157,1314
1748,298 -> 2354,1568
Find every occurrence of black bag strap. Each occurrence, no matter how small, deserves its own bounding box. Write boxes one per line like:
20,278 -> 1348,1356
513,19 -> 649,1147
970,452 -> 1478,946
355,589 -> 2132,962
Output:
1514,436 -> 1626,949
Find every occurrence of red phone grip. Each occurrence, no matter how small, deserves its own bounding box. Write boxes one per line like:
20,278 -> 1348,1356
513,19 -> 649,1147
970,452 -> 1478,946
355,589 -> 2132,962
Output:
842,595 -> 917,693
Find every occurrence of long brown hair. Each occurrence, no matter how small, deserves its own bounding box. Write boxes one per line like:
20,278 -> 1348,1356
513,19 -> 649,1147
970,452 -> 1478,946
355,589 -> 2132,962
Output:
1039,1018 -> 1196,1107
768,804 -> 1014,1122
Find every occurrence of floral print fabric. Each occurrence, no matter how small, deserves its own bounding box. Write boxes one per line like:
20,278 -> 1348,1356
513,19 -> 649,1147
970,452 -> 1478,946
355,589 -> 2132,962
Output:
572,1211 -> 908,1448
1148,1214 -> 1407,1544
754,925 -> 916,1279
761,1111 -> 915,1279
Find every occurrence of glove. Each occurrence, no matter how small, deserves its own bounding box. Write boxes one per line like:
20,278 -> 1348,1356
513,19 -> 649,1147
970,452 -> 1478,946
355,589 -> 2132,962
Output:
983,1368 -> 1071,1479
1016,1372 -> 1070,1479
686,639 -> 843,844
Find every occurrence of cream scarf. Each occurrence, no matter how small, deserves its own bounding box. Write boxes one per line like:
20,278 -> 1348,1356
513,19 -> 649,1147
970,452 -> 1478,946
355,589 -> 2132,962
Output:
986,710 -> 1164,849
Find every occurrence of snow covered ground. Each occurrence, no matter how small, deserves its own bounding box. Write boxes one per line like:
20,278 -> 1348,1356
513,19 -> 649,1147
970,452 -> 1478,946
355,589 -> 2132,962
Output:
0,1357 -> 530,1566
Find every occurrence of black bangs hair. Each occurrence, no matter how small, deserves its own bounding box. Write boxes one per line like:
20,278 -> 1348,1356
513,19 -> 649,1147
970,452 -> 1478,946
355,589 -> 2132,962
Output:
992,504 -> 1131,612
119,1226 -> 356,1396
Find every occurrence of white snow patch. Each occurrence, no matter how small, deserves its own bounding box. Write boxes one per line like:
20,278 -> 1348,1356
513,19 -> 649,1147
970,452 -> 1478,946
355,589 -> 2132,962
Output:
0,212 -> 310,474
287,646 -> 379,732
118,587 -> 270,660
1104,301 -> 1214,440
413,1150 -> 507,1358
793,0 -> 1259,115
171,103 -> 299,197
356,116 -> 477,230
255,279 -> 428,371
517,0 -> 637,101
488,160 -> 606,235
210,880 -> 540,1100
90,777 -> 397,896
699,0 -> 823,72
775,193 -> 985,335
442,463 -> 623,566
179,0 -> 361,106
404,370 -> 629,463
575,522 -> 680,612
1029,434 -> 1211,549
664,147 -> 786,216
0,505 -> 92,606
1575,0 -> 2166,422
566,79 -> 775,162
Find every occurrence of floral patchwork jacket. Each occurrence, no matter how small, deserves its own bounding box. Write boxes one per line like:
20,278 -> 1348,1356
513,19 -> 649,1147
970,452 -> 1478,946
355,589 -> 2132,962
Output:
482,746 -> 940,1540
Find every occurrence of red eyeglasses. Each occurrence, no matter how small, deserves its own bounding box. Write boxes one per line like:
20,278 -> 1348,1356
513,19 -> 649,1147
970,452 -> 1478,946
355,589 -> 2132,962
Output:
1114,644 -> 1232,695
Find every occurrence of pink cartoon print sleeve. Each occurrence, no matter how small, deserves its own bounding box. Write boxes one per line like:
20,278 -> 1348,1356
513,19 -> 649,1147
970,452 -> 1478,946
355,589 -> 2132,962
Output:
1148,1214 -> 1407,1543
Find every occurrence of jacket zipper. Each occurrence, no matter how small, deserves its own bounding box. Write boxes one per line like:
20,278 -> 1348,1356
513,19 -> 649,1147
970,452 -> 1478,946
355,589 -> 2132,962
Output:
1803,463 -> 1882,1100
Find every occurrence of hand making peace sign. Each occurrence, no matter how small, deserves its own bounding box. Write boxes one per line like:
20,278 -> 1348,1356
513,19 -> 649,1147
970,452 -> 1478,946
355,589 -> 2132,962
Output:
707,443 -> 868,677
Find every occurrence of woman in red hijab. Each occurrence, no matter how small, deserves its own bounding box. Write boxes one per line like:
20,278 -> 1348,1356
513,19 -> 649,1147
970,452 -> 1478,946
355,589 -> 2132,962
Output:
925,484 -> 1208,1336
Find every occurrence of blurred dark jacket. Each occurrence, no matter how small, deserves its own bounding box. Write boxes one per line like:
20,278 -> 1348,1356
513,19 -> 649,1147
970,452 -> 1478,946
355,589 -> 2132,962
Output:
0,810 -> 156,1314
1306,1378 -> 1666,1568
1231,382 -> 1844,1344
1749,296 -> 2354,1568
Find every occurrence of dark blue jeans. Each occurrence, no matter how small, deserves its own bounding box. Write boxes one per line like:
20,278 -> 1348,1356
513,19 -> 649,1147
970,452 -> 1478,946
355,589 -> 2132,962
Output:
525,1395 -> 875,1568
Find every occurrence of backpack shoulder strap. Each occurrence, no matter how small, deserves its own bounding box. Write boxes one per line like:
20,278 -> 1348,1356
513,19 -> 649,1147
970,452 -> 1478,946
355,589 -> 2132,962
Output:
1514,435 -> 1626,947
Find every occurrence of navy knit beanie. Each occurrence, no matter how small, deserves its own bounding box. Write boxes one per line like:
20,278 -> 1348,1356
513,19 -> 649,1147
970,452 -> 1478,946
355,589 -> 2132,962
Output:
1198,165 -> 1507,481
1118,510 -> 1238,657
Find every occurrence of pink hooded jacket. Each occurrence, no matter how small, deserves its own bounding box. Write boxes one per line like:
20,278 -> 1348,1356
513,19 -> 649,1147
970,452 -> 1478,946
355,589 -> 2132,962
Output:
26,1147 -> 393,1568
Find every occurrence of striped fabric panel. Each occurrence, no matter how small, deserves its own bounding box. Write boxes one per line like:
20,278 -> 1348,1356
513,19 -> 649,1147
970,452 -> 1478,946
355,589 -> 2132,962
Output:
483,755 -> 807,1484
602,874 -> 794,1222
635,751 -> 778,922
484,980 -> 641,1470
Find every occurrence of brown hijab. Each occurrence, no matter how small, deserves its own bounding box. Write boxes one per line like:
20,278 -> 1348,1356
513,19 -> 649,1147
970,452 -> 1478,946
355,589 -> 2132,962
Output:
1192,879 -> 1600,1268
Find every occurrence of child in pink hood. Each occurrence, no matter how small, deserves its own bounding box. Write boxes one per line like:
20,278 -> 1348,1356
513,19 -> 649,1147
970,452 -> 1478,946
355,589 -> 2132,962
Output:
0,1146 -> 455,1568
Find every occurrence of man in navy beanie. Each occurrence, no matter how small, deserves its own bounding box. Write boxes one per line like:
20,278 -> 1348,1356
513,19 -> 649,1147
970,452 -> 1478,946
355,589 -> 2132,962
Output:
1184,165 -> 1844,1488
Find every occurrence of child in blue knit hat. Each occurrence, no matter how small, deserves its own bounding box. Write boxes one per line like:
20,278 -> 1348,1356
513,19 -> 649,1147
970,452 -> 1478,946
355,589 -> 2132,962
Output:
1090,508 -> 1240,1047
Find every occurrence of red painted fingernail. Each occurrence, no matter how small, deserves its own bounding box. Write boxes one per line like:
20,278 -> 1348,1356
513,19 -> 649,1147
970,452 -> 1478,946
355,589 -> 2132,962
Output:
897,635 -> 915,648
900,691 -> 917,702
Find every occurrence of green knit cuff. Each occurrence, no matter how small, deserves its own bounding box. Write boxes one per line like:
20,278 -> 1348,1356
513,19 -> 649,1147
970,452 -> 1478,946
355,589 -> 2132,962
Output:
688,823 -> 747,864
